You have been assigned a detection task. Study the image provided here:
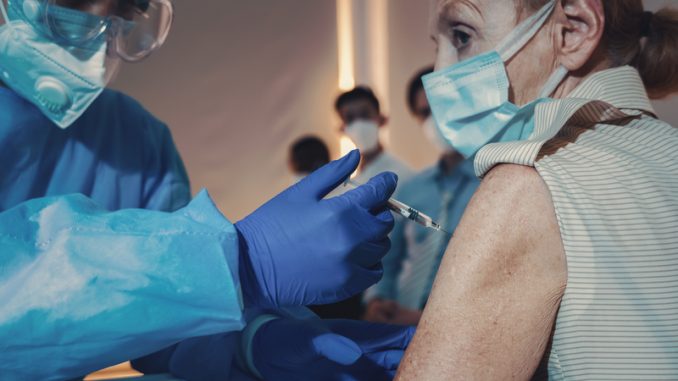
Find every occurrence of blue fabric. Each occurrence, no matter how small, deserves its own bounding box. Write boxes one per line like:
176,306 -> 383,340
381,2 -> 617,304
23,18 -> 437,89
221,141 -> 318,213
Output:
367,159 -> 480,303
0,190 -> 245,380
423,51 -> 518,159
0,86 -> 190,212
0,86 -> 245,380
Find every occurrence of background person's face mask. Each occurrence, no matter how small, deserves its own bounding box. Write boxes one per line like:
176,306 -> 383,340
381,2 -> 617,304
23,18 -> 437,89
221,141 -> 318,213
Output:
344,119 -> 380,153
423,0 -> 567,159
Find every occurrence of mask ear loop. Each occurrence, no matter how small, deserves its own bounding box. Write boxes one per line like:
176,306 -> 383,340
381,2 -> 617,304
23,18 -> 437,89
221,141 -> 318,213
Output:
492,0 -> 568,98
539,65 -> 568,98
496,0 -> 558,62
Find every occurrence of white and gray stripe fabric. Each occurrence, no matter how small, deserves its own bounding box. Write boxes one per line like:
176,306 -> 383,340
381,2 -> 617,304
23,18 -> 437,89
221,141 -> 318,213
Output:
476,66 -> 678,380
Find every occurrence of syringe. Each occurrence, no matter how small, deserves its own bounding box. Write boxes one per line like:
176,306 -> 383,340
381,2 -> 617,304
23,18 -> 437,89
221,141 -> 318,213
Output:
342,179 -> 450,234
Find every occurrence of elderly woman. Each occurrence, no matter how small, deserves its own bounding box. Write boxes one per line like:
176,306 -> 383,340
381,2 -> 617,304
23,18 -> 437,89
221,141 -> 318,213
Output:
396,0 -> 678,380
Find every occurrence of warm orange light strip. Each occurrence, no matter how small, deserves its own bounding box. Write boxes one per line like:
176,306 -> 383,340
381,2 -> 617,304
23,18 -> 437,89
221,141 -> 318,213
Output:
337,0 -> 357,156
368,0 -> 389,111
337,0 -> 355,91
85,362 -> 143,380
368,0 -> 390,145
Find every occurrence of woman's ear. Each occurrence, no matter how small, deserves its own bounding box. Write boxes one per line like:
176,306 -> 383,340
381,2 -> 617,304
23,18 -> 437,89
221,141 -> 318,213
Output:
554,0 -> 605,71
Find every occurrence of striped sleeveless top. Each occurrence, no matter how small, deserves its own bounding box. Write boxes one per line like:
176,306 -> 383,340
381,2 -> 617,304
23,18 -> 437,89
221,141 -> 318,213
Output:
475,66 -> 678,380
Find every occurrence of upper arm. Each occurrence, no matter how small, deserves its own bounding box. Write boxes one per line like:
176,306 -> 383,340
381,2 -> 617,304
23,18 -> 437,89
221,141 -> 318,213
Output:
396,164 -> 567,380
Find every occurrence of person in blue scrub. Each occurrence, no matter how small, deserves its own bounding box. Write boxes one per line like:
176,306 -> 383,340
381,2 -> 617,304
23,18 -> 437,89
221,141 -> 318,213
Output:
363,67 -> 480,326
0,1 -> 413,380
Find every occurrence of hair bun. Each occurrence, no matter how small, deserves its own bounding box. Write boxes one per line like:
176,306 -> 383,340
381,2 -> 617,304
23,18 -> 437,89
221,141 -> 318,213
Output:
637,7 -> 678,98
640,11 -> 654,36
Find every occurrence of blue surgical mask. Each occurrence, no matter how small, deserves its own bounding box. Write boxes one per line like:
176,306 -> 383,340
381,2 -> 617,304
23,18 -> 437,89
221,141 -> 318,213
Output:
0,0 -> 117,128
422,115 -> 455,156
423,0 -> 568,159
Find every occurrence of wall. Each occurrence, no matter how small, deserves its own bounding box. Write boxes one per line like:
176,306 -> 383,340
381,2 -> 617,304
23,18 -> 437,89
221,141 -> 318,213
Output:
113,1 -> 340,220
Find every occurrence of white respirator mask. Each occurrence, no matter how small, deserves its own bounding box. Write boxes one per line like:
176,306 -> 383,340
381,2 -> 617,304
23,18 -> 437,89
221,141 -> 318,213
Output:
344,119 -> 380,153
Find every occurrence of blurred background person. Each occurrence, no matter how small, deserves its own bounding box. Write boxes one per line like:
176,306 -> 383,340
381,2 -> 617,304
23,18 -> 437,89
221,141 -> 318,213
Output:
363,66 -> 480,325
406,66 -> 435,125
335,86 -> 414,185
288,135 -> 331,182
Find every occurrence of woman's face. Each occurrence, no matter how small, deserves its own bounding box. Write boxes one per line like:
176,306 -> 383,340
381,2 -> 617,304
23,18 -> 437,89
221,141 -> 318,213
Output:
432,0 -> 560,105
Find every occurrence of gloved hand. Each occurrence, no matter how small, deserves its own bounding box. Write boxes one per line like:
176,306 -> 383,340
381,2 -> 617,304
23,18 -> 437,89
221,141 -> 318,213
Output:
252,318 -> 415,381
236,150 -> 397,308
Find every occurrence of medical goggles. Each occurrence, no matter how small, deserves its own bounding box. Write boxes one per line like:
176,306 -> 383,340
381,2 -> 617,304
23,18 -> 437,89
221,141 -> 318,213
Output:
5,0 -> 174,62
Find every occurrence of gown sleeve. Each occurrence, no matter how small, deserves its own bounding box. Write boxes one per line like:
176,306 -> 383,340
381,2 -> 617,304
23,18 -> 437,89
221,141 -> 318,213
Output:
140,121 -> 193,213
0,190 -> 244,380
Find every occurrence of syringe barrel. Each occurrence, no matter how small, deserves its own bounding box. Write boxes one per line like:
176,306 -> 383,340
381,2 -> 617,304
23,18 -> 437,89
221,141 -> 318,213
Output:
344,179 -> 442,231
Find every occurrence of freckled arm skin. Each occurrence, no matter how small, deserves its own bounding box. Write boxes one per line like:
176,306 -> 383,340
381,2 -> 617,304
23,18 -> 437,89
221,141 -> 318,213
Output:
395,164 -> 568,380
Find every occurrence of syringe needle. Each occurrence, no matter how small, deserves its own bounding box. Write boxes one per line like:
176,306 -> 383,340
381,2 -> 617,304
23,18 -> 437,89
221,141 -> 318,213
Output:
343,179 -> 448,234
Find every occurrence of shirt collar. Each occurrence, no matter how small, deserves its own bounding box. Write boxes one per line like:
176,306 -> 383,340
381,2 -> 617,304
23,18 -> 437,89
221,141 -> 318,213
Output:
567,66 -> 654,113
474,66 -> 655,178
533,66 -> 656,139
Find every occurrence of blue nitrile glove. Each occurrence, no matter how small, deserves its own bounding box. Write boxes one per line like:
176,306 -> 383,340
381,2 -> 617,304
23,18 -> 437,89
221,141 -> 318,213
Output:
251,318 -> 415,381
235,150 -> 398,308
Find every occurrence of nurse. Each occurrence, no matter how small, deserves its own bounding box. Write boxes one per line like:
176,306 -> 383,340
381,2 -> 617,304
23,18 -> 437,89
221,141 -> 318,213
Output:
0,0 -> 412,380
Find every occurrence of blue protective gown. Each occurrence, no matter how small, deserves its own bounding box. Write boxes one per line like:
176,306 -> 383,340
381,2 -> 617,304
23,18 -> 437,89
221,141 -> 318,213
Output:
0,86 -> 246,380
